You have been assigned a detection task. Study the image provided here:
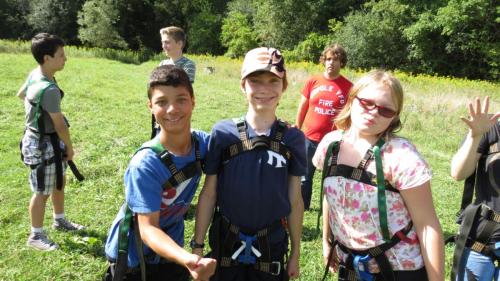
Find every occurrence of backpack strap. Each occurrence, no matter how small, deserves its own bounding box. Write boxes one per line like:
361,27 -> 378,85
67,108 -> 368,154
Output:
316,140 -> 340,233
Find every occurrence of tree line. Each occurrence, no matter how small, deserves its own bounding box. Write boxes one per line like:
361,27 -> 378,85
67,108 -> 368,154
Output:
0,0 -> 497,81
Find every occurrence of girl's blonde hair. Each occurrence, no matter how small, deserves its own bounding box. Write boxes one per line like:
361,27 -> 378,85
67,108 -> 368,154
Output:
334,70 -> 404,139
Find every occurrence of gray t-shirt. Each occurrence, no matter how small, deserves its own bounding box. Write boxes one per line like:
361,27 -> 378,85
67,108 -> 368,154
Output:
23,69 -> 62,134
159,56 -> 196,83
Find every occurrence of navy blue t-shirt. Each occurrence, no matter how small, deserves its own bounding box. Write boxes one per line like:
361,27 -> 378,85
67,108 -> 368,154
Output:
205,118 -> 306,234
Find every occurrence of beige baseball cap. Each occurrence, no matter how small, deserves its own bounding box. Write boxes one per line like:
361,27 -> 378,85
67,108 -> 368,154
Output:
241,47 -> 286,79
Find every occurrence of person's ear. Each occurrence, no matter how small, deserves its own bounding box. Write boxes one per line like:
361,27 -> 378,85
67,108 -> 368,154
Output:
147,100 -> 153,112
240,79 -> 246,94
43,54 -> 51,64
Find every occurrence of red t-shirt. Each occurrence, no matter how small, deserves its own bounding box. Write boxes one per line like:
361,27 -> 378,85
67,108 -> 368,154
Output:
301,75 -> 352,142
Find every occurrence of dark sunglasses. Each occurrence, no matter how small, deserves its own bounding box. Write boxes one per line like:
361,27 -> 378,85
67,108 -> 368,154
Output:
354,96 -> 397,118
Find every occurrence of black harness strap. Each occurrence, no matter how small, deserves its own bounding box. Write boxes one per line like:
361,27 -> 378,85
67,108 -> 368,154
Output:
451,204 -> 483,281
26,83 -> 83,191
335,222 -> 414,281
216,215 -> 284,276
221,118 -> 292,163
49,133 -> 64,190
113,135 -> 202,281
316,139 -> 399,232
452,204 -> 500,281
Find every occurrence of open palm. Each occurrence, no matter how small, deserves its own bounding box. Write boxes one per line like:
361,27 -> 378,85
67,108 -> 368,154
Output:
461,96 -> 500,137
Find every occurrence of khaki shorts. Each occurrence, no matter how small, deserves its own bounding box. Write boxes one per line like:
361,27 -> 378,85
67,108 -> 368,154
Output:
22,132 -> 67,195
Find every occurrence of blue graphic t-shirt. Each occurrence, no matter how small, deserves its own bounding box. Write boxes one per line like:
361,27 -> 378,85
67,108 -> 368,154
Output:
205,118 -> 306,236
105,130 -> 209,267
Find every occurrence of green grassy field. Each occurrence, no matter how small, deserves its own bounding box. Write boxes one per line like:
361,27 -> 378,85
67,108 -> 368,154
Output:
0,45 -> 499,280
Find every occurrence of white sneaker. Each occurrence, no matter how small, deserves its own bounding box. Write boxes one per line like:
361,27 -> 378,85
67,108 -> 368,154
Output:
27,232 -> 58,251
53,218 -> 85,231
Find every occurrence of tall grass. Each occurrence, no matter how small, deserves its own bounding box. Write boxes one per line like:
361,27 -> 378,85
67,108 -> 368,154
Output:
0,40 -> 499,280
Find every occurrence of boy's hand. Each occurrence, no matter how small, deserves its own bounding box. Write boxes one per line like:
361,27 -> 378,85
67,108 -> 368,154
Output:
462,96 -> 500,138
287,251 -> 300,279
64,147 -> 74,161
186,254 -> 216,281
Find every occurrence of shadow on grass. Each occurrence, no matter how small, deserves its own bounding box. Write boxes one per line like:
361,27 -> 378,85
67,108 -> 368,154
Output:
184,203 -> 197,221
302,226 -> 321,241
60,229 -> 107,258
443,229 -> 458,246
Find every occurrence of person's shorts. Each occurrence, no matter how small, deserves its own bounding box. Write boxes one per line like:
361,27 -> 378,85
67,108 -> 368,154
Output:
21,132 -> 66,195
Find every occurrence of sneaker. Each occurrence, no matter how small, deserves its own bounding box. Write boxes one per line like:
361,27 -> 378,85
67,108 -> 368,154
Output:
27,232 -> 58,251
53,218 -> 85,231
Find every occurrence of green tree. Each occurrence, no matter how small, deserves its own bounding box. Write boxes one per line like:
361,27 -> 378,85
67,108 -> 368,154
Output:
77,0 -> 127,49
220,11 -> 258,57
253,0 -> 323,50
187,10 -> 224,54
332,0 -> 414,70
27,0 -> 84,44
0,0 -> 31,39
405,0 -> 499,80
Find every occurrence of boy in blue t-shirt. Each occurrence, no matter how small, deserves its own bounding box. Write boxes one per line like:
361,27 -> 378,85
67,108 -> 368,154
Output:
104,65 -> 216,281
193,47 -> 306,281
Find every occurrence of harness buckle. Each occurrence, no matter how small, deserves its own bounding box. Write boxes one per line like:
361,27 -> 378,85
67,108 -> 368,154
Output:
338,264 -> 357,281
270,261 -> 281,276
232,233 -> 261,265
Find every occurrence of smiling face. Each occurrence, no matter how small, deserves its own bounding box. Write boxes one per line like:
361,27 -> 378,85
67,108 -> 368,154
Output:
241,71 -> 284,113
350,83 -> 398,138
148,85 -> 194,135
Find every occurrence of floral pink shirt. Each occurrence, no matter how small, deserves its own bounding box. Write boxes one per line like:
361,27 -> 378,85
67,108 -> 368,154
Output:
312,131 -> 432,271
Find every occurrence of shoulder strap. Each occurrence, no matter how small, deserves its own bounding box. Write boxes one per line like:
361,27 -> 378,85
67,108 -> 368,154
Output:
28,78 -> 56,132
222,118 -> 291,162
317,140 -> 341,233
143,134 -> 202,190
373,138 -> 391,242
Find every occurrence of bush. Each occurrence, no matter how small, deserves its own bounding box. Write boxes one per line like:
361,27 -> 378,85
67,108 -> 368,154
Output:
405,0 -> 499,80
220,11 -> 258,58
331,0 -> 414,70
27,0 -> 84,44
187,10 -> 224,55
77,0 -> 128,49
284,32 -> 329,62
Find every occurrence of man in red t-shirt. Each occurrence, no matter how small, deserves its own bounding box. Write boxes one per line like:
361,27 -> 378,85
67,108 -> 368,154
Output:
295,44 -> 353,210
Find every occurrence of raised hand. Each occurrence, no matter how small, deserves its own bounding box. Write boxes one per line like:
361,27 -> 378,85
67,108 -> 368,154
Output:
461,96 -> 500,138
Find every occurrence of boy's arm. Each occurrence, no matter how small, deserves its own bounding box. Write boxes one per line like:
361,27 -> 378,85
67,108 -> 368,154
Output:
295,96 -> 309,129
286,175 -> 304,279
138,212 -> 216,281
48,112 -> 74,161
17,81 -> 27,100
450,132 -> 482,181
451,96 -> 500,180
193,174 -> 218,256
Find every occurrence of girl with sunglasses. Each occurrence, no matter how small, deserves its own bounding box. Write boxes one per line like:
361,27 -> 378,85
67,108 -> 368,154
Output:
313,70 -> 444,281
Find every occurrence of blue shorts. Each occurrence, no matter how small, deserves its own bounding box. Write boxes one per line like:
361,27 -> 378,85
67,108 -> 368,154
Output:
459,247 -> 500,281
